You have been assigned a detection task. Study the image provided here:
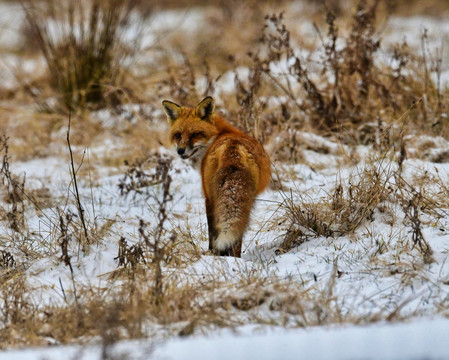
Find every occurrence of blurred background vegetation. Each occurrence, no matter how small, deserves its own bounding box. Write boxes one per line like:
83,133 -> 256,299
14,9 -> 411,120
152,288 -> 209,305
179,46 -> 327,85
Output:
0,0 -> 448,159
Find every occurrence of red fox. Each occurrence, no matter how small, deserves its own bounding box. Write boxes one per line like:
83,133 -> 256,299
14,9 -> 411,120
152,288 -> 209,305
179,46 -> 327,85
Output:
162,96 -> 271,257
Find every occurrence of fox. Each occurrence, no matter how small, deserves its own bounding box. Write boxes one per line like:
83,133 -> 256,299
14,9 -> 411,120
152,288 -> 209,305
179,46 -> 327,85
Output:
162,96 -> 271,257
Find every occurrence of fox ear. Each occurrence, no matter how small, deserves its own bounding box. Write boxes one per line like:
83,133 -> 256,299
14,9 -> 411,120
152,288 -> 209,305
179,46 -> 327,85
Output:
162,100 -> 182,123
196,96 -> 214,120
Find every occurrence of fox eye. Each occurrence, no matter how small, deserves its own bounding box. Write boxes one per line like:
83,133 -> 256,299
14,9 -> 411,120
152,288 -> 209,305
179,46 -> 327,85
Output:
191,132 -> 204,139
173,133 -> 182,141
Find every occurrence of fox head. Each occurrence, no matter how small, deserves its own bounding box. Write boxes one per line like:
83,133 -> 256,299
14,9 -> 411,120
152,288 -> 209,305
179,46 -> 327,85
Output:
162,96 -> 219,160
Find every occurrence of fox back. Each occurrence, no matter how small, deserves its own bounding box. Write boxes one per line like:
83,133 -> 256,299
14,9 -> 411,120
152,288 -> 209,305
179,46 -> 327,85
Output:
163,97 -> 271,257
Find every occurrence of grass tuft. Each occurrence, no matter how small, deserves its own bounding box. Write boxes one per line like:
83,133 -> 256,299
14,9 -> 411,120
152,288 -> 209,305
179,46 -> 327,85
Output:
21,0 -> 148,113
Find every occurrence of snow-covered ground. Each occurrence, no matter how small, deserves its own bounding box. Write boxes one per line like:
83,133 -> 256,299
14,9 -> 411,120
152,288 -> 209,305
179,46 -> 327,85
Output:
1,139 -> 448,358
1,1 -> 449,359
0,318 -> 448,359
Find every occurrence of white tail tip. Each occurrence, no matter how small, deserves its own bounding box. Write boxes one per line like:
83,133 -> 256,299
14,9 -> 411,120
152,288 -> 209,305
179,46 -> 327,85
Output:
215,230 -> 238,251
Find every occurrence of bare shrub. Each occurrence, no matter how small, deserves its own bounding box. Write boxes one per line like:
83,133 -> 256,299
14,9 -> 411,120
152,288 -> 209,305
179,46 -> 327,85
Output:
0,273 -> 35,347
115,237 -> 146,270
157,57 -> 222,109
0,250 -> 16,270
246,2 -> 448,146
118,151 -> 187,304
21,0 -> 149,112
277,162 -> 393,253
0,135 -> 26,233
393,173 -> 439,263
401,193 -> 434,263
118,152 -> 176,200
137,220 -> 176,306
278,154 -> 444,257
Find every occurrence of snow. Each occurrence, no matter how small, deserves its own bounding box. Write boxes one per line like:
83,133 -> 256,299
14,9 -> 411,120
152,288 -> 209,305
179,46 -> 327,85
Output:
154,318 -> 449,360
1,1 -> 449,359
0,2 -> 24,50
383,16 -> 449,87
5,140 -> 448,323
0,318 -> 448,360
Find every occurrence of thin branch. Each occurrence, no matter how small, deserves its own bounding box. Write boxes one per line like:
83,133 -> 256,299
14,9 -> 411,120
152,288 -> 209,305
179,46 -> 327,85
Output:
66,113 -> 90,244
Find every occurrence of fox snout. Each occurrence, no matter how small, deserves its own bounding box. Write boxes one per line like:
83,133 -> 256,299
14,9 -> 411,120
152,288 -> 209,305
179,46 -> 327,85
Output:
176,146 -> 199,159
177,147 -> 189,159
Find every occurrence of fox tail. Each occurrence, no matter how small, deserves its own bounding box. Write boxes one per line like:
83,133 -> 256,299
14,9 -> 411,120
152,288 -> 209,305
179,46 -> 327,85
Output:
213,168 -> 256,257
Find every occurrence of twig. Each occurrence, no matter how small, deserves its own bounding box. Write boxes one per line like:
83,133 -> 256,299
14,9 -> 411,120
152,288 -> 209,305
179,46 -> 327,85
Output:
67,113 -> 90,244
59,277 -> 67,303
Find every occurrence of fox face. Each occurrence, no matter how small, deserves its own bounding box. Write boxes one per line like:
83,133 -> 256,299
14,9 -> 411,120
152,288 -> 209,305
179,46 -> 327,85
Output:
163,97 -> 219,161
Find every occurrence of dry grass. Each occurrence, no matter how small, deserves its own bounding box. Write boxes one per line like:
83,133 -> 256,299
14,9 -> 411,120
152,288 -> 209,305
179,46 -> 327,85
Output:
21,0 -> 150,113
0,0 -> 449,351
275,144 -> 445,260
276,158 -> 393,252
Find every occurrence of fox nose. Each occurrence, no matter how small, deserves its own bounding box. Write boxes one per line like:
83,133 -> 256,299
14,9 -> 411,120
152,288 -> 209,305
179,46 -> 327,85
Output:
177,148 -> 185,155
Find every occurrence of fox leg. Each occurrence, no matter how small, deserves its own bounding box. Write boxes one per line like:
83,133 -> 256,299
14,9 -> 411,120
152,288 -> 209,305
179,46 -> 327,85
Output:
205,198 -> 217,252
213,169 -> 256,258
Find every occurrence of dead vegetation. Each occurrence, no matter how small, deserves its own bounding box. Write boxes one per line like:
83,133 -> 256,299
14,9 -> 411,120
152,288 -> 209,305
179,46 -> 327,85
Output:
21,0 -> 151,113
276,155 -> 442,264
0,135 -> 26,233
252,5 -> 447,144
0,0 -> 449,351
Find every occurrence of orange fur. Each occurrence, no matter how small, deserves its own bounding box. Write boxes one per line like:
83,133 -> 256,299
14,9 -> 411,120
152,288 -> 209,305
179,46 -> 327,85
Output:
163,97 -> 271,257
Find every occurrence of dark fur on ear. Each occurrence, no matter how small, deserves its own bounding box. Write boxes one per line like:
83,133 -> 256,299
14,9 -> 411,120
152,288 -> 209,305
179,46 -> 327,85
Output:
196,96 -> 215,120
162,100 -> 182,123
